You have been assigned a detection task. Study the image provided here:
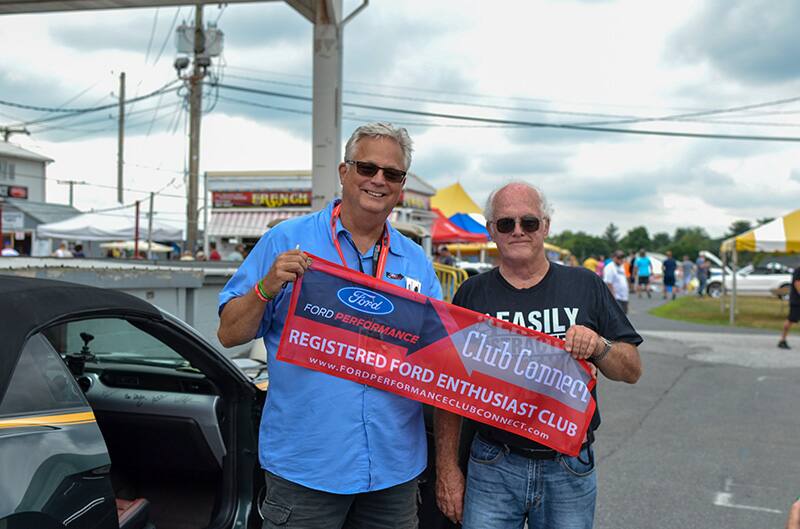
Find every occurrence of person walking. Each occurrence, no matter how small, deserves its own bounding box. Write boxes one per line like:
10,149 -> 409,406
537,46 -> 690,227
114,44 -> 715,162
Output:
696,255 -> 710,297
217,123 -> 441,529
604,250 -> 630,313
679,255 -> 694,294
662,251 -> 677,300
777,266 -> 800,349
634,249 -> 653,298
434,182 -> 642,529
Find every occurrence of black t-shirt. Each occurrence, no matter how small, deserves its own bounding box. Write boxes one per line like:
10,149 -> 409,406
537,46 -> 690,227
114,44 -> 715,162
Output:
452,263 -> 643,450
791,268 -> 800,306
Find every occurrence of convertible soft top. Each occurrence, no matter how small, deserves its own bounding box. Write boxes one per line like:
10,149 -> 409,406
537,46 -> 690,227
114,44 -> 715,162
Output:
0,274 -> 162,396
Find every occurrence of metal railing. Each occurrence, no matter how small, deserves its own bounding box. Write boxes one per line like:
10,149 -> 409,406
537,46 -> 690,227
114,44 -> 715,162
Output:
433,262 -> 469,302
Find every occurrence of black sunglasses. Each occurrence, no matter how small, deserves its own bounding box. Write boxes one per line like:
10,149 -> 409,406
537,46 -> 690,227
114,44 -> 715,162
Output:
345,160 -> 407,183
492,216 -> 542,234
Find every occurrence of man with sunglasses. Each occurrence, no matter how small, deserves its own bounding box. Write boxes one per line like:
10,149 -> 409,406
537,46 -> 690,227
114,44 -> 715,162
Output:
217,122 -> 441,529
434,182 -> 642,529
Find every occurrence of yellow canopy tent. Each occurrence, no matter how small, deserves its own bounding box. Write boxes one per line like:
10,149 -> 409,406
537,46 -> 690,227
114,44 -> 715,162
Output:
719,209 -> 800,323
720,209 -> 800,253
431,183 -> 482,217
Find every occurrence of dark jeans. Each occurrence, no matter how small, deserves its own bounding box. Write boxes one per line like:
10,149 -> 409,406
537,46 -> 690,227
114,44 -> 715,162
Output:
261,471 -> 419,529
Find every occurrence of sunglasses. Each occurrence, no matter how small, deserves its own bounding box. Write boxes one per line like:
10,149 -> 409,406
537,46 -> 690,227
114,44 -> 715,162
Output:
492,216 -> 542,234
345,160 -> 407,183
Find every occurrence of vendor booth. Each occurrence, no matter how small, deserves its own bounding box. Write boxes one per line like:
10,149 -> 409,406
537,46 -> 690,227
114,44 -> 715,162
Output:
720,209 -> 800,323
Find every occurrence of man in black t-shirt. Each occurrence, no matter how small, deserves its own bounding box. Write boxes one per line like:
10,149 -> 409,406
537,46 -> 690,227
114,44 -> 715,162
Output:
778,267 -> 800,349
434,182 -> 643,529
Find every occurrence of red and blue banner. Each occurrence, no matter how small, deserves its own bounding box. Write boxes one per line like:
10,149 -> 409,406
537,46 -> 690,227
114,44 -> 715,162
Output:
277,254 -> 596,456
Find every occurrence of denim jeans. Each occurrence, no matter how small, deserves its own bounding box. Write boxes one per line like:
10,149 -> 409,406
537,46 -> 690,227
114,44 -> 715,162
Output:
260,471 -> 419,529
462,435 -> 596,529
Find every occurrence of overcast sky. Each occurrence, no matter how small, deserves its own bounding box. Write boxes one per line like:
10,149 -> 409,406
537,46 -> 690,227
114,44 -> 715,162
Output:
2,0 -> 799,238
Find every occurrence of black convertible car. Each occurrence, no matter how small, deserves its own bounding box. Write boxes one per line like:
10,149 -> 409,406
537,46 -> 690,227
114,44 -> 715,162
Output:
0,275 -> 458,529
0,275 -> 268,529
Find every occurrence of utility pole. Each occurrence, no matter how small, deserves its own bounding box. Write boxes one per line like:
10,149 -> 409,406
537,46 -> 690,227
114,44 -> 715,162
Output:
117,72 -> 126,204
1,127 -> 29,142
147,191 -> 154,260
57,179 -> 87,207
186,4 -> 205,252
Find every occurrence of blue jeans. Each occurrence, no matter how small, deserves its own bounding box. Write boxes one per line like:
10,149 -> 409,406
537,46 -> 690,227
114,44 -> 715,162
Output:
462,435 -> 596,529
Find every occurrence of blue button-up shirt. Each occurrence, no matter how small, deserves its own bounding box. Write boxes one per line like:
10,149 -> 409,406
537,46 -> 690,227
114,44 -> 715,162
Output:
219,200 -> 442,493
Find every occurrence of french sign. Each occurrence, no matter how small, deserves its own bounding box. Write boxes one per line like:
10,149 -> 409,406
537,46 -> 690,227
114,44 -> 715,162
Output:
212,190 -> 311,209
277,255 -> 596,456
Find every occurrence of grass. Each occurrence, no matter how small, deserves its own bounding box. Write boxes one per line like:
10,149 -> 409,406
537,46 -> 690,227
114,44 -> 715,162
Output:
649,295 -> 798,333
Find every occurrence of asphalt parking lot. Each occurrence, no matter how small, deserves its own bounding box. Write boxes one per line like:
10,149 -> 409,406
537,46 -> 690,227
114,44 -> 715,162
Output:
594,293 -> 800,529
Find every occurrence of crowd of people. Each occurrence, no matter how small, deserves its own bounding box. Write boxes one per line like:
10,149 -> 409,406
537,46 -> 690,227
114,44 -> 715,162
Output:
582,249 -> 713,301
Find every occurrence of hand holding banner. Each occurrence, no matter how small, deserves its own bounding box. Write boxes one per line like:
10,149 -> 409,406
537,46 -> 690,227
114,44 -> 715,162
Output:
277,254 -> 596,456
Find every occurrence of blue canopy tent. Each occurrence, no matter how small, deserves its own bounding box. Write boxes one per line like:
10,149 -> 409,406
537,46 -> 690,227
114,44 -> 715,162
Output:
449,213 -> 490,239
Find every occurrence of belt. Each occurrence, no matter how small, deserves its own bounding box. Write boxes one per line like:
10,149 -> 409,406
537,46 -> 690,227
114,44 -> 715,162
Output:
478,432 -> 557,460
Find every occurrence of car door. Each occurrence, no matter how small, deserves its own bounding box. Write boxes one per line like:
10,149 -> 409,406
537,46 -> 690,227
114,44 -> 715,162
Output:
42,312 -> 264,529
0,333 -> 117,529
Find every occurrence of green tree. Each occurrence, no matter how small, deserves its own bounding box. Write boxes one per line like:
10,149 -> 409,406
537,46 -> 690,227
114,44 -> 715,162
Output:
726,220 -> 752,238
756,217 -> 774,226
651,232 -> 671,252
549,230 -> 610,261
671,227 -> 713,259
620,226 -> 650,252
603,223 -> 620,250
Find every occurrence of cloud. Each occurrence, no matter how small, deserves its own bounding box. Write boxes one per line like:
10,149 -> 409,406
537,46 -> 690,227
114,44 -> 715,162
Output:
479,151 -> 566,175
218,3 -> 310,50
50,16 -> 154,53
410,146 -> 473,183
791,169 -> 800,184
670,0 -> 800,84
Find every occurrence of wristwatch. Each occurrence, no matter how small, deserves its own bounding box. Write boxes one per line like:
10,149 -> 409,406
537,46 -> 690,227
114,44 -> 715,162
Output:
591,337 -> 613,362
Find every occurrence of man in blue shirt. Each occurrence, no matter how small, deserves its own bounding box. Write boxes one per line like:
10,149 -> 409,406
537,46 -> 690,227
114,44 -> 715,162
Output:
217,123 -> 442,529
634,249 -> 653,299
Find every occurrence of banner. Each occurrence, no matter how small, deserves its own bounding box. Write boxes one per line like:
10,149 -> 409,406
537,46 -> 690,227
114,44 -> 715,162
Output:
212,190 -> 311,209
277,255 -> 596,456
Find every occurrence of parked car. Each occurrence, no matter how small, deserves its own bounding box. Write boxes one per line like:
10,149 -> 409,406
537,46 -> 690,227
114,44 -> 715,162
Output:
0,275 -> 449,529
705,262 -> 795,299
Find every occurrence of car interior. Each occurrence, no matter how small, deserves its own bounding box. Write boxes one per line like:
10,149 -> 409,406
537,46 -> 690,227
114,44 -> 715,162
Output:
42,315 -> 262,529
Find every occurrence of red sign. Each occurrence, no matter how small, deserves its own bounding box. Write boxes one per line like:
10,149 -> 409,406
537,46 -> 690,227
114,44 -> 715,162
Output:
277,255 -> 596,456
212,190 -> 311,209
0,185 -> 28,199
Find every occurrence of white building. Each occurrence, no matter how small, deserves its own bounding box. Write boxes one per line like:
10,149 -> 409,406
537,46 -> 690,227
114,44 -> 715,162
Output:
0,142 -> 79,255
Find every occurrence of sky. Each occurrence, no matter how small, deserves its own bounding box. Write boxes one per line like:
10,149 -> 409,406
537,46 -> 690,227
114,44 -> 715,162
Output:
2,0 -> 800,239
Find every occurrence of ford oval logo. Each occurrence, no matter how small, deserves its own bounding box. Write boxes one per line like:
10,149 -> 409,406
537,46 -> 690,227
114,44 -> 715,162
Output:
337,287 -> 394,315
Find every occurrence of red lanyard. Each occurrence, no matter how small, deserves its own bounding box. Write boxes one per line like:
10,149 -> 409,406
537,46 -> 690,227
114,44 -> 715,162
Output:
330,202 -> 391,280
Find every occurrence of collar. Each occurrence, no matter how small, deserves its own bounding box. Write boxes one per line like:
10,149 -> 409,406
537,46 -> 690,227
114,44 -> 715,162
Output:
328,199 -> 406,257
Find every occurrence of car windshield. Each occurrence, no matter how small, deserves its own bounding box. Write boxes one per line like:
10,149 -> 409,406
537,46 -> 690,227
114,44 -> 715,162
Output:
44,318 -> 190,369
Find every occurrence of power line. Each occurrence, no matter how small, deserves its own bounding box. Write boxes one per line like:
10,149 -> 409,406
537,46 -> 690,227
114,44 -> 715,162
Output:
144,7 -> 160,64
152,7 -> 182,65
212,82 -> 800,143
1,80 -> 179,115
222,71 -> 800,128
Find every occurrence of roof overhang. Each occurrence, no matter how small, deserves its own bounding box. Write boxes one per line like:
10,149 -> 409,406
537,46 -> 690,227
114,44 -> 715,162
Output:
0,0 -> 281,14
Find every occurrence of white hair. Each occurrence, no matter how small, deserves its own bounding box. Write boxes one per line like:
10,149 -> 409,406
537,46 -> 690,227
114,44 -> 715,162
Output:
344,122 -> 413,170
484,181 -> 554,222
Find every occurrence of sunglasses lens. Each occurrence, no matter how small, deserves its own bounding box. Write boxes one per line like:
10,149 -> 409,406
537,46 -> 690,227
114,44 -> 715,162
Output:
382,168 -> 406,183
355,162 -> 379,177
495,218 -> 516,233
494,216 -> 541,233
520,216 -> 540,232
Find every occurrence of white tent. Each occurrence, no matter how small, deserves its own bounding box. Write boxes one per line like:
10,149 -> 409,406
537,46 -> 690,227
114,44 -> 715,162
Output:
99,240 -> 174,253
36,210 -> 182,241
